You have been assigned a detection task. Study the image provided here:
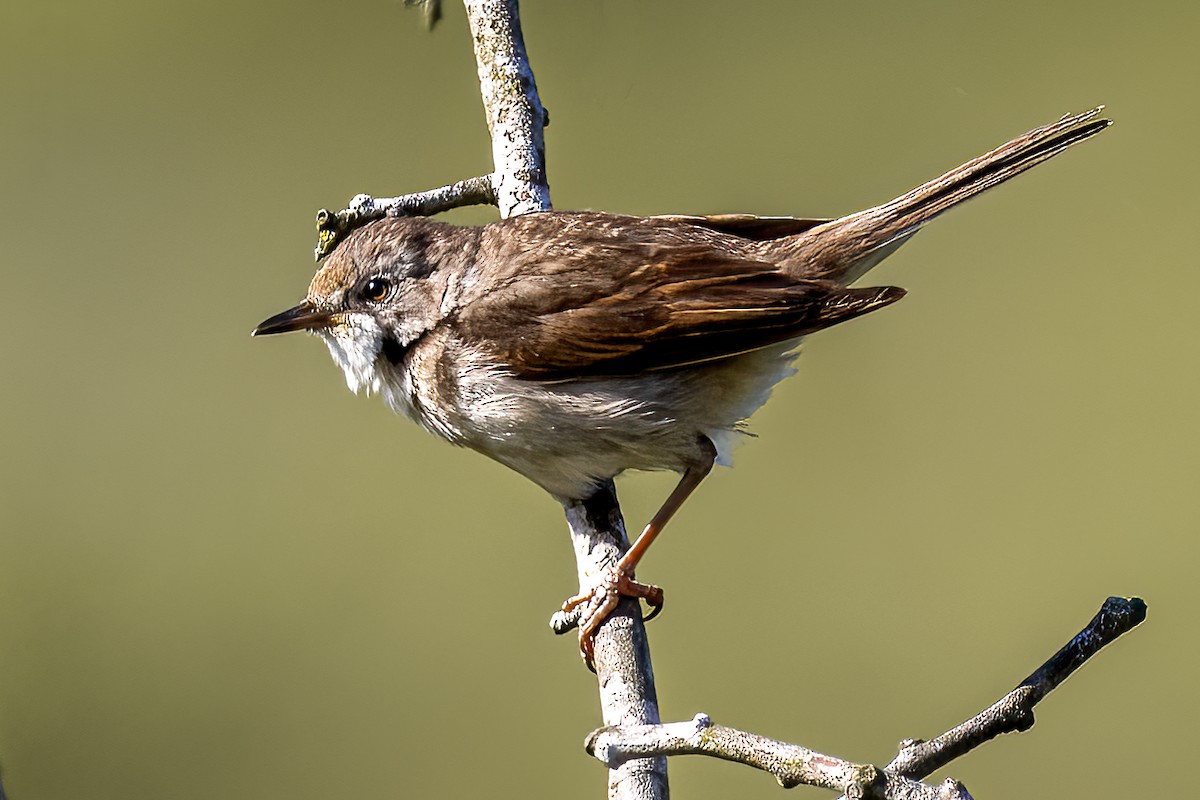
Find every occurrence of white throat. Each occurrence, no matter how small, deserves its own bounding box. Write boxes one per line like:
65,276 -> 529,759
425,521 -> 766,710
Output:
316,313 -> 433,433
318,315 -> 385,395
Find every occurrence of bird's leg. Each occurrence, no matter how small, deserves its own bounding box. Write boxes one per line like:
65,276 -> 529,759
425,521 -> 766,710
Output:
568,439 -> 717,669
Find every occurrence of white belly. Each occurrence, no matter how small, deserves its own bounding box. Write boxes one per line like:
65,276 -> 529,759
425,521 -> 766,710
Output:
377,336 -> 802,500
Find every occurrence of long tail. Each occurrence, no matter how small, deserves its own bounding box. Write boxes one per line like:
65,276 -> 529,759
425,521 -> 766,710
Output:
775,107 -> 1112,283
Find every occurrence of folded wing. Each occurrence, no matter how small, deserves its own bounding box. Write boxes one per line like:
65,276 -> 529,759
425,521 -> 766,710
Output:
458,244 -> 904,380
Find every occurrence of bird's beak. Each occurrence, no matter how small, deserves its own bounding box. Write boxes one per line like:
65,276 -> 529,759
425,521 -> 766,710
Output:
252,302 -> 334,336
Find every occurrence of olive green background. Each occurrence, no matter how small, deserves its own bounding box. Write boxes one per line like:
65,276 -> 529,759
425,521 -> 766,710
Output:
1,1 -> 1194,798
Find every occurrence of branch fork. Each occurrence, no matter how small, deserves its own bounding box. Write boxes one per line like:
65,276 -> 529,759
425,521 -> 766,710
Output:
583,598 -> 1145,798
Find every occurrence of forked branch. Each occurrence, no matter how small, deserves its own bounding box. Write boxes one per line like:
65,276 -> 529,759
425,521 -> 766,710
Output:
587,597 -> 1145,798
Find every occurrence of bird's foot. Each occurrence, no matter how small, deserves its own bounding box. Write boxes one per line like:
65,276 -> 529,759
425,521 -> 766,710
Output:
554,565 -> 663,671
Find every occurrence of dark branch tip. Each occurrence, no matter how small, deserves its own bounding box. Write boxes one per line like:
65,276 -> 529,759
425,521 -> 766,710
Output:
1105,595 -> 1148,627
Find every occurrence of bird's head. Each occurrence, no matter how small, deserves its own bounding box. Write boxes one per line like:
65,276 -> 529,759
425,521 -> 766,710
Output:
253,217 -> 468,394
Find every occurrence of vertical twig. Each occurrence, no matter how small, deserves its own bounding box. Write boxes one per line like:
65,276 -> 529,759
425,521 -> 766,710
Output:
464,0 -> 551,217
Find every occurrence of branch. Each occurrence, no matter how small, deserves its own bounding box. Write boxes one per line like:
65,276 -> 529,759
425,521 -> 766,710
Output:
314,177 -> 497,259
588,714 -> 969,800
884,595 -> 1146,780
464,0 -> 551,217
586,597 -> 1145,798
559,484 -> 668,800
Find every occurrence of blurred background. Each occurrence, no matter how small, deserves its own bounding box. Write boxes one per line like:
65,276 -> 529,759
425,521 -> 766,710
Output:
1,1 -> 1194,798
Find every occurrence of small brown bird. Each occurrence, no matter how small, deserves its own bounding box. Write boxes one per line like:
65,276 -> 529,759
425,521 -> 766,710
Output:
255,108 -> 1109,667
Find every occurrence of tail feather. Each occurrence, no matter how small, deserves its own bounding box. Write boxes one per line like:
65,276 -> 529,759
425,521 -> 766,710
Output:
776,107 -> 1112,283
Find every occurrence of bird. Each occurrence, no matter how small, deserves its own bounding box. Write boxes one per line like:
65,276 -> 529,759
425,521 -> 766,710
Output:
254,107 -> 1110,668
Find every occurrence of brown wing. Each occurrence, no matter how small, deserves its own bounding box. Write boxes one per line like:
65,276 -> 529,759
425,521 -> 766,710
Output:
459,243 -> 904,380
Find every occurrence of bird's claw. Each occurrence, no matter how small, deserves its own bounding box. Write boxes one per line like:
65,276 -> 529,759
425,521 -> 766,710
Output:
558,564 -> 664,671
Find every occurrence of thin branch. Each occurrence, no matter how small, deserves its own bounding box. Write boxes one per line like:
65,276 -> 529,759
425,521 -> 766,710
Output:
586,597 -> 1145,798
587,714 -> 970,800
314,176 -> 497,260
588,714 -> 873,795
885,595 -> 1146,779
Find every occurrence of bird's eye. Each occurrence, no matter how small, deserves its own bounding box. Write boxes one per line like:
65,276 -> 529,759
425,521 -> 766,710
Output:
361,277 -> 391,302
